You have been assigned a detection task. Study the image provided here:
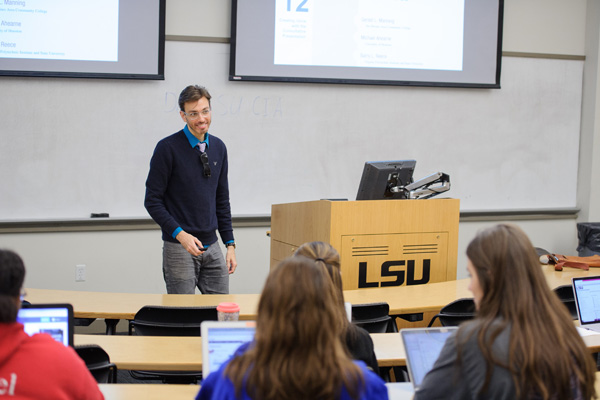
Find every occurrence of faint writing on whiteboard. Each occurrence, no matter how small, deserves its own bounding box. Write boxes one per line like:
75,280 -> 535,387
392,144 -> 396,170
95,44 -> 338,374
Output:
163,92 -> 283,118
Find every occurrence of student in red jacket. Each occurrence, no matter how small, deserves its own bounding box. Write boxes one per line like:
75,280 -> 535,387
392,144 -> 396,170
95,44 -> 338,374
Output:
0,249 -> 104,399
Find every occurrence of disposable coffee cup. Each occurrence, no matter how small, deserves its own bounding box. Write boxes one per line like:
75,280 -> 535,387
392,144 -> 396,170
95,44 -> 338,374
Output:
217,302 -> 240,321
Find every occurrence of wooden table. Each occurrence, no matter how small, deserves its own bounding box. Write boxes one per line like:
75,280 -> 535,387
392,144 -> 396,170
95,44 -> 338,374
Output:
75,332 -> 404,370
27,265 -> 585,319
99,384 -> 198,400
97,383 -> 409,400
25,290 -> 261,321
27,264 -> 592,333
75,330 -> 600,371
98,370 -> 600,400
25,290 -> 261,333
97,383 -> 411,400
344,264 -> 594,315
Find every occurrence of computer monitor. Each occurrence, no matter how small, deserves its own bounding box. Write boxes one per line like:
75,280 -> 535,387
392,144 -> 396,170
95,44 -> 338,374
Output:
356,160 -> 416,200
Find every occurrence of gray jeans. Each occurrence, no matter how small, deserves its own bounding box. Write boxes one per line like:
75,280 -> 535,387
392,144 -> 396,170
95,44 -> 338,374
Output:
162,241 -> 229,294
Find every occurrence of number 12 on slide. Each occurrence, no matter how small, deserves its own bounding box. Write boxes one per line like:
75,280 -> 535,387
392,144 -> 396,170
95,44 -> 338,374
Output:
287,0 -> 308,12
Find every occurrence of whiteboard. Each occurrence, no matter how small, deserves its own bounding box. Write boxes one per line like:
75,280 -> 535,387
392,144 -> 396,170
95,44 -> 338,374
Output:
0,41 -> 582,220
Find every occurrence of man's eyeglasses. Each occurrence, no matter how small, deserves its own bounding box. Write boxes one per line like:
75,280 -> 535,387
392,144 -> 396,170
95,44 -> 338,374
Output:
183,109 -> 211,120
200,151 -> 211,177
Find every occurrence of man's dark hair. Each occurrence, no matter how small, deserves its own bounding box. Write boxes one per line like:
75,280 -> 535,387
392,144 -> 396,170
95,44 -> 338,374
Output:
178,85 -> 212,111
0,249 -> 26,322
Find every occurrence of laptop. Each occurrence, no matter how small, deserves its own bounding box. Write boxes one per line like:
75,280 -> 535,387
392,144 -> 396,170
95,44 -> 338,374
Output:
201,321 -> 256,378
17,303 -> 74,347
573,276 -> 600,332
400,327 -> 458,392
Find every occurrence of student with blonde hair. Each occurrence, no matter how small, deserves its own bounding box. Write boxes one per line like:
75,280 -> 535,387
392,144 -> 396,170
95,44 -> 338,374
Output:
416,224 -> 596,400
294,241 -> 379,373
197,256 -> 388,400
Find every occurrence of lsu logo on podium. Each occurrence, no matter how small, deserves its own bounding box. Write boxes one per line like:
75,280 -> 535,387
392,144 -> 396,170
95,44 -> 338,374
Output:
357,259 -> 431,288
341,233 -> 449,290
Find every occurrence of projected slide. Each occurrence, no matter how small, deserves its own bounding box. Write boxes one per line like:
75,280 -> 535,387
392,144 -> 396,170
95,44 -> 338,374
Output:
0,0 -> 118,62
274,0 -> 464,71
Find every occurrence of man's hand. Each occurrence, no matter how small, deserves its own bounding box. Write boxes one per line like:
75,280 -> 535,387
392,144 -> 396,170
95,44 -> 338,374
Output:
175,231 -> 204,256
226,246 -> 237,274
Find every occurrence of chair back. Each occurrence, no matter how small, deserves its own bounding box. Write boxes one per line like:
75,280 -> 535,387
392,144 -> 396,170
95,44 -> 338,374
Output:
554,285 -> 578,320
351,302 -> 395,333
129,305 -> 218,336
75,344 -> 117,383
427,298 -> 475,327
127,305 -> 218,383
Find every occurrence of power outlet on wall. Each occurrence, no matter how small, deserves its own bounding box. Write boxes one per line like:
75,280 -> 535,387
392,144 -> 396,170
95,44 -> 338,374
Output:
75,264 -> 86,282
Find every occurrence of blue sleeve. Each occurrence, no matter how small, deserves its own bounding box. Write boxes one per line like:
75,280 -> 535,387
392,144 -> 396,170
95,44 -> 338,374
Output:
360,365 -> 389,399
196,368 -> 243,400
172,227 -> 183,239
197,342 -> 252,400
195,380 -> 211,400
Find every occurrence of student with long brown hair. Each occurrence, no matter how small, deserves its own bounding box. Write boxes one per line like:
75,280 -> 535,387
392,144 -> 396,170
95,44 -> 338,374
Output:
196,256 -> 388,400
294,241 -> 380,373
416,224 -> 596,400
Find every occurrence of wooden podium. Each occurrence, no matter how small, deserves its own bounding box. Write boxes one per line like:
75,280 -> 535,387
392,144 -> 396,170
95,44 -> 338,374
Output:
270,199 -> 460,290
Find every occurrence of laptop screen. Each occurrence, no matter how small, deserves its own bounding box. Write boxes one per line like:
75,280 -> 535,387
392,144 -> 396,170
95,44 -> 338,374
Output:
201,321 -> 256,377
572,276 -> 600,325
17,304 -> 74,347
400,327 -> 457,389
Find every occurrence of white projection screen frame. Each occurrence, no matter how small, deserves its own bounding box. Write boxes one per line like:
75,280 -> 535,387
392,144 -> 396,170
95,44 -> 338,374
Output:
0,0 -> 165,80
230,0 -> 503,88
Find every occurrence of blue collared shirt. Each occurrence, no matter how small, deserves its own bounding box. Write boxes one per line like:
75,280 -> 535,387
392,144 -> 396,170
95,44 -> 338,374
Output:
183,124 -> 210,149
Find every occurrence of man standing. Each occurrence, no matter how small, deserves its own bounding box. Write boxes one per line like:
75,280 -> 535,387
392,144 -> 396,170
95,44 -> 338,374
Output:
145,85 -> 237,294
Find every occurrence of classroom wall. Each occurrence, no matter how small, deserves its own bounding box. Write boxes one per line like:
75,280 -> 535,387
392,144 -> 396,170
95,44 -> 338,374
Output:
1,0 -> 598,294
0,226 -> 271,294
503,0 -> 586,56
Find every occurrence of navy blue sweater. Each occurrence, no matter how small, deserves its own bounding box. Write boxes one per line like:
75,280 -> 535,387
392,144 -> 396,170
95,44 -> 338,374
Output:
144,130 -> 234,245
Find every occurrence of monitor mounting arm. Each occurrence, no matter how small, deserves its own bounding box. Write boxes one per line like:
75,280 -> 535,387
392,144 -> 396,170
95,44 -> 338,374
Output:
390,172 -> 450,200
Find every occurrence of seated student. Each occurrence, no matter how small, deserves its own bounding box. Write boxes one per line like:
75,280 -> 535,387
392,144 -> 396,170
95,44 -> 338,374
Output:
416,224 -> 596,400
294,241 -> 380,374
196,255 -> 388,400
0,249 -> 104,400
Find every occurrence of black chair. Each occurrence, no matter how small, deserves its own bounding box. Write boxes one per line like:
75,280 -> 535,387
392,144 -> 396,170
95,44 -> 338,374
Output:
554,284 -> 578,320
350,302 -> 398,382
427,298 -> 476,327
74,318 -> 97,327
75,344 -> 117,383
127,305 -> 218,383
351,302 -> 397,333
128,305 -> 218,336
